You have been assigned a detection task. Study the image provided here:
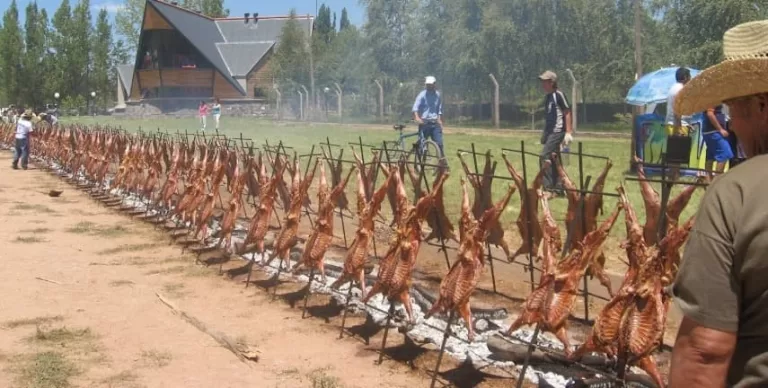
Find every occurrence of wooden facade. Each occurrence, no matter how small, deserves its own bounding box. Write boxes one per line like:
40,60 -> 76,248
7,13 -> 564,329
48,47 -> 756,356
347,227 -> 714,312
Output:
245,49 -> 274,99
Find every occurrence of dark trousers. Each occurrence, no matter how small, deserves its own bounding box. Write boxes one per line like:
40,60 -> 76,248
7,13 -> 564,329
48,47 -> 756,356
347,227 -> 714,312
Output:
12,138 -> 29,168
418,122 -> 445,157
540,131 -> 565,190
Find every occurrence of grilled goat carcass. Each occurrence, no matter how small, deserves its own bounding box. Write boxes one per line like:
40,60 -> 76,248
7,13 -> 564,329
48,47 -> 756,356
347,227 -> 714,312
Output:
266,159 -> 319,268
330,153 -> 395,297
290,162 -> 355,282
239,157 -> 287,254
506,198 -> 622,355
571,185 -> 647,361
425,178 -> 516,341
405,163 -> 458,243
362,172 -> 449,324
634,158 -> 662,246
501,154 -> 549,261
458,151 -> 511,257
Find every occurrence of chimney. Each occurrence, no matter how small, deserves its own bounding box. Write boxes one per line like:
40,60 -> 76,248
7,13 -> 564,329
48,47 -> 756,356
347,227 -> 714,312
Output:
244,12 -> 250,24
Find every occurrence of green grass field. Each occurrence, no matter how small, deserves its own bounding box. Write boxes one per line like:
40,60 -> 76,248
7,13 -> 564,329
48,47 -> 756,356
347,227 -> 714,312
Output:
61,116 -> 704,270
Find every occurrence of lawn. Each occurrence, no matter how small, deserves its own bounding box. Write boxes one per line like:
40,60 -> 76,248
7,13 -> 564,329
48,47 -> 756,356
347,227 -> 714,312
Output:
61,116 -> 704,270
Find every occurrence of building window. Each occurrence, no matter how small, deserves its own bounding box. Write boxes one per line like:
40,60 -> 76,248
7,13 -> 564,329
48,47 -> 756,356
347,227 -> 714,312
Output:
254,87 -> 267,98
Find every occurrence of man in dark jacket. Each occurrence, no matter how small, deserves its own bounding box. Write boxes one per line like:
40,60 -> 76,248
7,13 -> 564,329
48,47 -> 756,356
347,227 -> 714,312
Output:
538,70 -> 573,196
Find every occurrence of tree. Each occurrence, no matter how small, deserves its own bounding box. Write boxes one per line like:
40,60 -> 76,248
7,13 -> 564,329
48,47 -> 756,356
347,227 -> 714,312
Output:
71,0 -> 92,99
315,4 -> 333,44
0,0 -> 23,105
92,9 -> 113,108
115,0 -> 144,54
339,8 -> 351,31
50,0 -> 73,101
22,2 -> 48,108
272,9 -> 310,87
201,0 -> 229,18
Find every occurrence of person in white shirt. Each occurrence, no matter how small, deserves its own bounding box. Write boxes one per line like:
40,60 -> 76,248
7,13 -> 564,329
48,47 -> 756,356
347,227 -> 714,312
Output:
666,67 -> 692,135
12,109 -> 35,170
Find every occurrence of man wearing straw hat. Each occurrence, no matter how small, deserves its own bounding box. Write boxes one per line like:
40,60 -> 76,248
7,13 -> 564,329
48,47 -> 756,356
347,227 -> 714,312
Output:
670,20 -> 768,387
12,109 -> 35,170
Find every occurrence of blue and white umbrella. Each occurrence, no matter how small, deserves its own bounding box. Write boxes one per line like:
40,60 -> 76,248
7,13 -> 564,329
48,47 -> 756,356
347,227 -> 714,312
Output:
625,67 -> 701,106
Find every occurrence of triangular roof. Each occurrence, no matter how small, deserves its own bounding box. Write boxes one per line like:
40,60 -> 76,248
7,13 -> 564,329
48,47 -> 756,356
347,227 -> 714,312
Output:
117,64 -> 134,92
139,0 -> 313,96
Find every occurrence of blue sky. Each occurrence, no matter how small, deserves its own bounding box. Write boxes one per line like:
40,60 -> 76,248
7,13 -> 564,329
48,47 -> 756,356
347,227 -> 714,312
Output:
18,0 -> 365,31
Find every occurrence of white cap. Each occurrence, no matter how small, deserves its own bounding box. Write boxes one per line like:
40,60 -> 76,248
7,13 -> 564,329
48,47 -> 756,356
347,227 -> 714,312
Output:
425,76 -> 437,85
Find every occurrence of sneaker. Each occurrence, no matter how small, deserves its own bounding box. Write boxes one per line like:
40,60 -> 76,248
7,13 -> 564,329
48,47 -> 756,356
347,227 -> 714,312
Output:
11,164 -> 18,170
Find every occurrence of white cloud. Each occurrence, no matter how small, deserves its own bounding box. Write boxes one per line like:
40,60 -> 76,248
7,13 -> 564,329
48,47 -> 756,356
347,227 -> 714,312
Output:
91,2 -> 125,13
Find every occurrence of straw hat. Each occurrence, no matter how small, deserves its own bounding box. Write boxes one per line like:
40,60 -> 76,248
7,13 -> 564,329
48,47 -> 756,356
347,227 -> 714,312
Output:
676,20 -> 768,116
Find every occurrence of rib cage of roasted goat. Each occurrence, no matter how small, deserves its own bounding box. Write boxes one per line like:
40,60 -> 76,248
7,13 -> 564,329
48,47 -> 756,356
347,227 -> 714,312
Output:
290,156 -> 356,282
361,168 -> 449,324
330,150 -> 395,297
505,189 -> 623,355
425,178 -> 515,341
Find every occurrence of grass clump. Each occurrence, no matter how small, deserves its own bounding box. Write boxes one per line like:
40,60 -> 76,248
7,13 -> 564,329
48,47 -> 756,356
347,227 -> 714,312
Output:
139,349 -> 172,368
16,351 -> 78,388
3,315 -> 64,329
31,327 -> 94,344
12,203 -> 57,214
13,236 -> 47,244
97,243 -> 161,256
308,368 -> 343,388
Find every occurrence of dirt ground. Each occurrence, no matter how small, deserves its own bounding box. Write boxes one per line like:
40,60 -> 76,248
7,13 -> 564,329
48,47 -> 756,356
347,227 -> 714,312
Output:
0,152 -> 449,388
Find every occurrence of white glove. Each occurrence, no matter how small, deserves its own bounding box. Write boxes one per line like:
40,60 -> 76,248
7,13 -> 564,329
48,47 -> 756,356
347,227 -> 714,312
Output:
563,132 -> 574,145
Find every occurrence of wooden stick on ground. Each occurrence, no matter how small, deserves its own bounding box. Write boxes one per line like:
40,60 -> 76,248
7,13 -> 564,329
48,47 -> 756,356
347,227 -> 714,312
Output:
155,292 -> 260,364
35,277 -> 62,285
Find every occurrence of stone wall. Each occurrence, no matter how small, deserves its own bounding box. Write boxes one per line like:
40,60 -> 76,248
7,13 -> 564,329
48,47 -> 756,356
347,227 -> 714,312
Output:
121,99 -> 274,118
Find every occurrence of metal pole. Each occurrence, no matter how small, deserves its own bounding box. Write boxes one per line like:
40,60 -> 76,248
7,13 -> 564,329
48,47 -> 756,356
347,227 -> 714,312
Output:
489,74 -> 500,129
429,312 -> 455,388
376,302 -> 396,365
515,324 -> 541,388
577,143 -> 592,322
338,284 -> 354,339
521,141 -> 536,291
301,268 -> 316,319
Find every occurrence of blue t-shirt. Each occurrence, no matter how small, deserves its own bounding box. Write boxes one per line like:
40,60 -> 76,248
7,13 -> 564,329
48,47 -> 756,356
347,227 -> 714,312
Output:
212,104 -> 221,115
412,90 -> 442,121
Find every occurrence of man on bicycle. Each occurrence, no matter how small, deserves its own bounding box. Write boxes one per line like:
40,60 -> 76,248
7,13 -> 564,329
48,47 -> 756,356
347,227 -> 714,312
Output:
412,76 -> 447,168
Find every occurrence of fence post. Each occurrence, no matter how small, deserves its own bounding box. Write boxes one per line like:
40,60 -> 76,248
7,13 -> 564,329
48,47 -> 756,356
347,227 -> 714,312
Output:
334,82 -> 343,122
297,90 -> 304,121
489,73 -> 500,129
300,85 -> 310,121
273,85 -> 282,120
374,79 -> 384,119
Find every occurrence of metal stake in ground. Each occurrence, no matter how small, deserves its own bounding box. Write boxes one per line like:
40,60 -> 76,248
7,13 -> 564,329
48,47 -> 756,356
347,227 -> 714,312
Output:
520,141 -> 536,291
429,312 -> 456,388
577,142 -> 593,322
338,283 -> 355,339
301,268 -> 317,319
515,324 -> 542,388
376,302 -> 397,365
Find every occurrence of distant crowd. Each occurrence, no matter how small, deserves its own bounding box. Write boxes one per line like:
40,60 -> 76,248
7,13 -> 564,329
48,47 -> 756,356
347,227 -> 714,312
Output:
1,105 -> 58,126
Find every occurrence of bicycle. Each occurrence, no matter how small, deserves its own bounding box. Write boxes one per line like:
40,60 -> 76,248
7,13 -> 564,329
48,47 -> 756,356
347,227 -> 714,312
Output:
383,121 -> 442,175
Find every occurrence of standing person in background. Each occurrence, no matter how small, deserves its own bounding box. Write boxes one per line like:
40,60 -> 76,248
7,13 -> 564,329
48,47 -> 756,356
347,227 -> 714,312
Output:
701,104 -> 734,176
412,76 -> 448,169
198,100 -> 208,131
212,98 -> 222,131
538,70 -> 573,197
666,67 -> 692,135
12,109 -> 35,170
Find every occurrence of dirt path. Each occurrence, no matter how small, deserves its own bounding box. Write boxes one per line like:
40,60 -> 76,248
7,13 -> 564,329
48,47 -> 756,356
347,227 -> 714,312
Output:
0,152 -> 430,388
